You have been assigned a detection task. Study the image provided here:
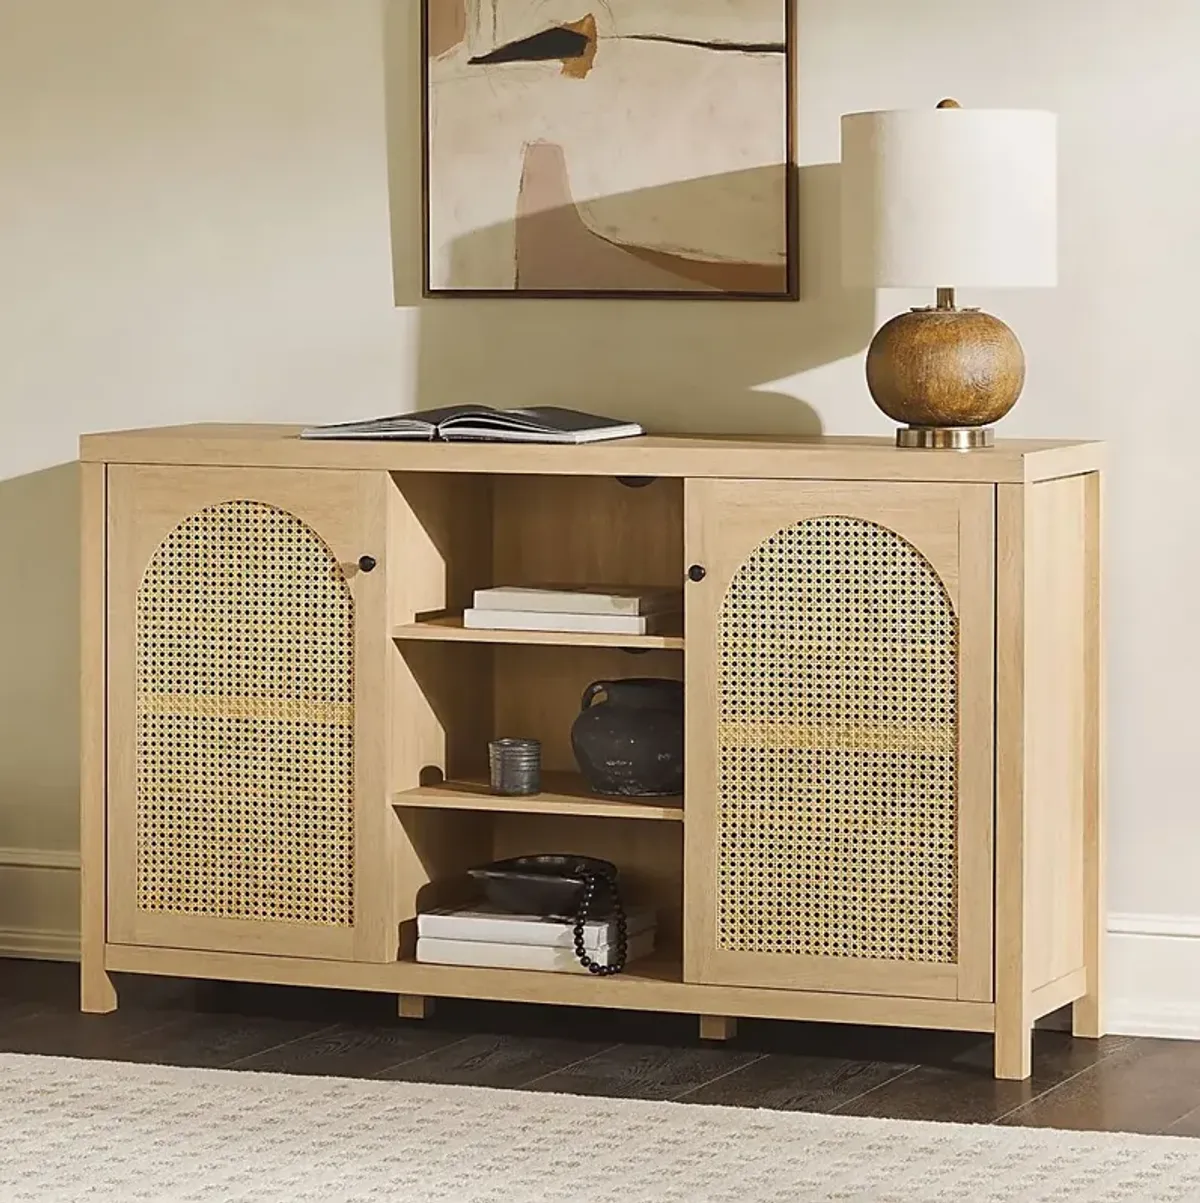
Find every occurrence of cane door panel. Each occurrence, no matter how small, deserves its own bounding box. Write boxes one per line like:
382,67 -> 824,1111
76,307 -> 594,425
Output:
684,480 -> 995,1001
106,465 -> 392,961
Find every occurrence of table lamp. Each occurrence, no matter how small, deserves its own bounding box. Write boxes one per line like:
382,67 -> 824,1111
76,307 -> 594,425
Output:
841,101 -> 1057,449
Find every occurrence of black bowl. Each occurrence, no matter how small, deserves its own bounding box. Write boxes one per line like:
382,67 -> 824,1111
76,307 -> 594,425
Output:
468,855 -> 618,916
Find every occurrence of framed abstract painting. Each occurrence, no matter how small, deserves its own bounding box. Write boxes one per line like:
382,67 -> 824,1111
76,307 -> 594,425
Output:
422,1 -> 797,299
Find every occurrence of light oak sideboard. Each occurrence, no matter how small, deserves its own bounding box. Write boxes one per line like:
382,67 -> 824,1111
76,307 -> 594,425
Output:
79,425 -> 1105,1080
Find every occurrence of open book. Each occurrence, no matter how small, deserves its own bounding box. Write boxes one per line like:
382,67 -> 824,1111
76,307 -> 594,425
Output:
300,405 -> 643,445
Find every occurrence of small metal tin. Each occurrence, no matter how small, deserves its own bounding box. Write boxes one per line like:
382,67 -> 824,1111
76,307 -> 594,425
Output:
489,738 -> 542,796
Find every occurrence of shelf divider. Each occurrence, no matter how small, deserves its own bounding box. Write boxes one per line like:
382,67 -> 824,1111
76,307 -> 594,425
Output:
393,613 -> 685,651
394,772 -> 684,822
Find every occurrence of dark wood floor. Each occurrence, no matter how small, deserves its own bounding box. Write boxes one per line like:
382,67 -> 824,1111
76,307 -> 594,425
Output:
3,958 -> 1198,1137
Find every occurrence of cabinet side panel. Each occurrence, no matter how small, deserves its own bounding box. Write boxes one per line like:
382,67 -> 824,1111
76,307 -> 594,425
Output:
388,475 -> 496,937
388,473 -> 496,790
995,484 -> 1030,1077
80,462 -> 116,1010
389,472 -> 493,623
1026,476 -> 1088,991
1074,472 -> 1106,1036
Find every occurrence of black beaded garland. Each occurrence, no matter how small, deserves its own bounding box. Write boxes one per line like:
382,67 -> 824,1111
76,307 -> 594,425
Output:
571,870 -> 628,976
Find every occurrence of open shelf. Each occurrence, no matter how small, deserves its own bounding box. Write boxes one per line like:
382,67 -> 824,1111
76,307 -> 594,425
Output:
393,613 -> 685,651
397,953 -> 684,1006
389,474 -> 687,965
395,772 -> 684,822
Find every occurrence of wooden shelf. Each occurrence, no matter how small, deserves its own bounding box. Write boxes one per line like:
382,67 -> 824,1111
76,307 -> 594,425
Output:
399,953 -> 684,1007
394,773 -> 684,822
393,613 -> 685,651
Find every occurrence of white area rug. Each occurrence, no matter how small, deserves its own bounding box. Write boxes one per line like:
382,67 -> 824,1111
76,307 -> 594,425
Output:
2,1054 -> 1199,1202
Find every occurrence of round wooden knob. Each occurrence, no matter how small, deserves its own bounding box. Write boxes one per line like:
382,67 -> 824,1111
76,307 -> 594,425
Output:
358,555 -> 377,573
937,97 -> 962,109
688,565 -> 707,583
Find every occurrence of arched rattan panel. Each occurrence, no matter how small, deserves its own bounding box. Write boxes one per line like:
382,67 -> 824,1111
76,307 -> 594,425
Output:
135,501 -> 355,927
716,515 -> 958,964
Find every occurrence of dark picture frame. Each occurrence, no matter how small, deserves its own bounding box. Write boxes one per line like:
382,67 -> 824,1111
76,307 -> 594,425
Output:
421,2 -> 798,301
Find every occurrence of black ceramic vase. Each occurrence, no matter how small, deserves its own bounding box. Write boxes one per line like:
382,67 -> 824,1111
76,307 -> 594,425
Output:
571,678 -> 684,798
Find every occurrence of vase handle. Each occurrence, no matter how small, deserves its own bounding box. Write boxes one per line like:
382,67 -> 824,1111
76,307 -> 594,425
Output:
580,681 -> 611,712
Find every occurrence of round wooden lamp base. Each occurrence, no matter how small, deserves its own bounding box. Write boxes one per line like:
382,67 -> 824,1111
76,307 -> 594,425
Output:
866,306 -> 1026,450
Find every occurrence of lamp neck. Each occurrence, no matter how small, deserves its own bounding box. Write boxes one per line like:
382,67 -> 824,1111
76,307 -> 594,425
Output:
936,288 -> 957,311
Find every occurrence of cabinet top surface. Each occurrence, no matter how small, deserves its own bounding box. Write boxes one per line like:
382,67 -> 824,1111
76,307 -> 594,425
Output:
80,423 -> 1105,484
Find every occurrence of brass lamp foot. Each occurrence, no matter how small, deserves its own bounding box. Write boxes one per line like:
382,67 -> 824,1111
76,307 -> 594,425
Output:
896,427 -> 995,450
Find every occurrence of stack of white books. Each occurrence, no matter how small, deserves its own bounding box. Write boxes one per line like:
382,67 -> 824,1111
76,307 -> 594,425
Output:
464,585 -> 682,637
416,904 -> 657,973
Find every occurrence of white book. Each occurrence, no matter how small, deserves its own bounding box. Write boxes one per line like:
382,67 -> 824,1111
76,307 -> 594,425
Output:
418,905 -> 656,951
463,608 -> 679,636
417,930 -> 656,973
473,585 -> 683,618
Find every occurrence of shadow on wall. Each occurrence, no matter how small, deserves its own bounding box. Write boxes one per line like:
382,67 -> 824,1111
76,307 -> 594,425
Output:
0,464 -> 79,854
382,2 -> 873,435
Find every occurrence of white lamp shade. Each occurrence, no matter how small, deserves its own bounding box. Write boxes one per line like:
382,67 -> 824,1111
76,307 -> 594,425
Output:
841,108 -> 1058,289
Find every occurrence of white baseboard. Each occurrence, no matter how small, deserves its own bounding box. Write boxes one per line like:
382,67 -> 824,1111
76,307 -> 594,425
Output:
1106,913 -> 1200,1040
0,846 -> 80,871
1108,912 -> 1200,940
0,846 -> 81,961
0,926 -> 80,961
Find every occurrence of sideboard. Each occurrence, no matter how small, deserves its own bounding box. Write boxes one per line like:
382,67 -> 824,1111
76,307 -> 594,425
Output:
79,425 -> 1105,1080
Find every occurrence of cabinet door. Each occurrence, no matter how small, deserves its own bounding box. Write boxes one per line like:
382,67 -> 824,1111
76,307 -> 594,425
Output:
685,481 -> 994,1001
106,465 -> 392,962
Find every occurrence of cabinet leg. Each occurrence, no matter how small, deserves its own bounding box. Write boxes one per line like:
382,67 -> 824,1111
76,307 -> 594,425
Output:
699,1015 -> 738,1042
994,1017 -> 1032,1081
80,960 -> 118,1015
398,994 -> 434,1021
1075,469 -> 1106,1043
1072,986 -> 1104,1040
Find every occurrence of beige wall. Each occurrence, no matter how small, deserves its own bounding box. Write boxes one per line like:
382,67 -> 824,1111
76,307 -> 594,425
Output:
2,0 -> 1197,1029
